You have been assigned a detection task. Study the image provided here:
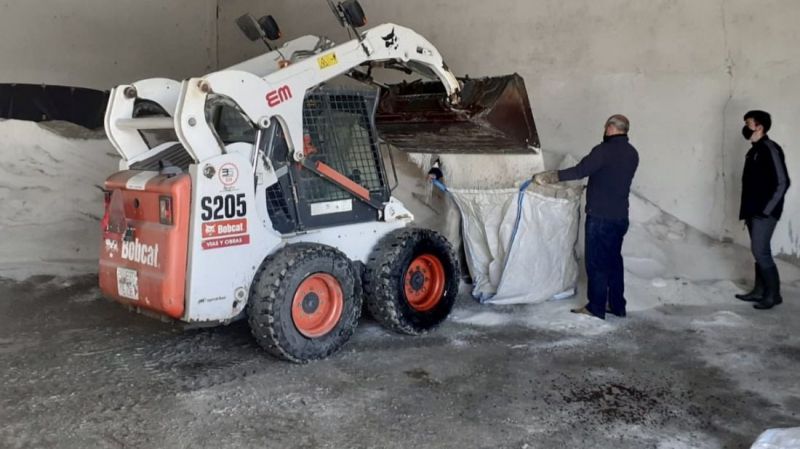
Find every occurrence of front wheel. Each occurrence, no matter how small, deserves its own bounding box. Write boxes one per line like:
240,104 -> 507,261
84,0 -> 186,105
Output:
364,228 -> 460,335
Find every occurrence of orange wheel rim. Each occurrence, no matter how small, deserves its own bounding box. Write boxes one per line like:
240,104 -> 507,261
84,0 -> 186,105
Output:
292,273 -> 344,338
404,254 -> 446,312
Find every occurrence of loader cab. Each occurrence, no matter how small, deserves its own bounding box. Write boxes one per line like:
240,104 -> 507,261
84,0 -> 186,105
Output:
202,89 -> 390,235
263,89 -> 391,233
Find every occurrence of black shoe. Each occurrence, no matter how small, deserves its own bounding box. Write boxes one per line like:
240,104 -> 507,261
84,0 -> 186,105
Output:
754,296 -> 783,309
754,265 -> 782,310
736,263 -> 764,302
754,300 -> 777,310
606,306 -> 626,317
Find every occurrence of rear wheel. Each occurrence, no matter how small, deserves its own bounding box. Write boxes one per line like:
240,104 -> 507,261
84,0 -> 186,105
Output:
248,243 -> 361,363
364,228 -> 459,335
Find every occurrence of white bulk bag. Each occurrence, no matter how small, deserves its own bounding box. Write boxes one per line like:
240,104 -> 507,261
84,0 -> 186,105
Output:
447,183 -> 582,305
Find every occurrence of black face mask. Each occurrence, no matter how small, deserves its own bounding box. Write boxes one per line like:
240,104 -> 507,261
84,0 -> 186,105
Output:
742,126 -> 755,140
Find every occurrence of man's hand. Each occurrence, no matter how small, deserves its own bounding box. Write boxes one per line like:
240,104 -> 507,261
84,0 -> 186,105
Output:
532,170 -> 559,186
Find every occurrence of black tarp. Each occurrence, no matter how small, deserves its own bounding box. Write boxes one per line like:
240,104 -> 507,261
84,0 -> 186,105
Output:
0,83 -> 108,129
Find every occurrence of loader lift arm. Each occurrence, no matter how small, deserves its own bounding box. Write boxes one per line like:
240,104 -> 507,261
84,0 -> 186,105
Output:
172,23 -> 460,163
163,23 -> 462,211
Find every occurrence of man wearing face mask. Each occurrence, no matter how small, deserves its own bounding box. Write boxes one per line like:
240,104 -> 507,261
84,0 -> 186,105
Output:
736,110 -> 790,310
532,114 -> 639,319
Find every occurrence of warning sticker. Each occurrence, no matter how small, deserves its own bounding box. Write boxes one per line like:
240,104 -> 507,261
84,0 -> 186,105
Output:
317,52 -> 338,69
202,234 -> 250,250
202,218 -> 248,238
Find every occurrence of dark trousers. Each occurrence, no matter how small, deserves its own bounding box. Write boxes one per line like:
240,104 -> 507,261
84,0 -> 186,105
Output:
585,215 -> 630,318
747,216 -> 778,269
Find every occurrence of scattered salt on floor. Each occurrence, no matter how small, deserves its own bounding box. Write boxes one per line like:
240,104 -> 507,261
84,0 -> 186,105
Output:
450,311 -> 513,327
690,310 -> 750,328
451,300 -> 616,337
651,278 -> 668,288
667,231 -> 684,240
599,422 -> 723,449
751,428 -> 800,449
448,338 -> 471,347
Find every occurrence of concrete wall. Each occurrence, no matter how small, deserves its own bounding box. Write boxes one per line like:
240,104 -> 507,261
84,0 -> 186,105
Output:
3,1 -> 796,258
218,0 -> 800,259
0,0 -> 218,89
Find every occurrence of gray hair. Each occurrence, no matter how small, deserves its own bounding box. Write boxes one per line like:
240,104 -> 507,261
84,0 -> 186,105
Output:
605,114 -> 630,133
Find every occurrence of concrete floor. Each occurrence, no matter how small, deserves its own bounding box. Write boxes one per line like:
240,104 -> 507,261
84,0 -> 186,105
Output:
1,274 -> 798,449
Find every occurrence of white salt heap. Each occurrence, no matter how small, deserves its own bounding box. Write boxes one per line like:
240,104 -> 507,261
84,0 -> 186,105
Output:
2,120 -> 798,319
0,119 -> 119,280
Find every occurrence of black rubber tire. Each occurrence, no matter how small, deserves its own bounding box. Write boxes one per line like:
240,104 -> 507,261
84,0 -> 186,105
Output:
247,243 -> 362,363
364,228 -> 460,335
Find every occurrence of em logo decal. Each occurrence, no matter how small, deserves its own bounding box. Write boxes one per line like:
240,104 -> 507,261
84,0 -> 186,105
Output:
266,85 -> 292,107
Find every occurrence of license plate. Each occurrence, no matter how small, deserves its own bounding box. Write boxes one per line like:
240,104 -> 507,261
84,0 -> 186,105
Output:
116,267 -> 139,301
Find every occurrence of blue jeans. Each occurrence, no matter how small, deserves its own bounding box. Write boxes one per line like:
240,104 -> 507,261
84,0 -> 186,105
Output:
585,215 -> 629,318
746,216 -> 778,269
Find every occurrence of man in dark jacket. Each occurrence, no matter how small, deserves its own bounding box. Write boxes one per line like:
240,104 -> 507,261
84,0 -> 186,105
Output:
533,114 -> 639,319
736,110 -> 790,310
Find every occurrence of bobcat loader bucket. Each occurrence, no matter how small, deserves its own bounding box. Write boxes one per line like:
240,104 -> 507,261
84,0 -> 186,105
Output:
375,73 -> 539,154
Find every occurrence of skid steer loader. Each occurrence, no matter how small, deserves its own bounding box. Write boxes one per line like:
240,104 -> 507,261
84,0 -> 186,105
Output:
99,0 -> 539,362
